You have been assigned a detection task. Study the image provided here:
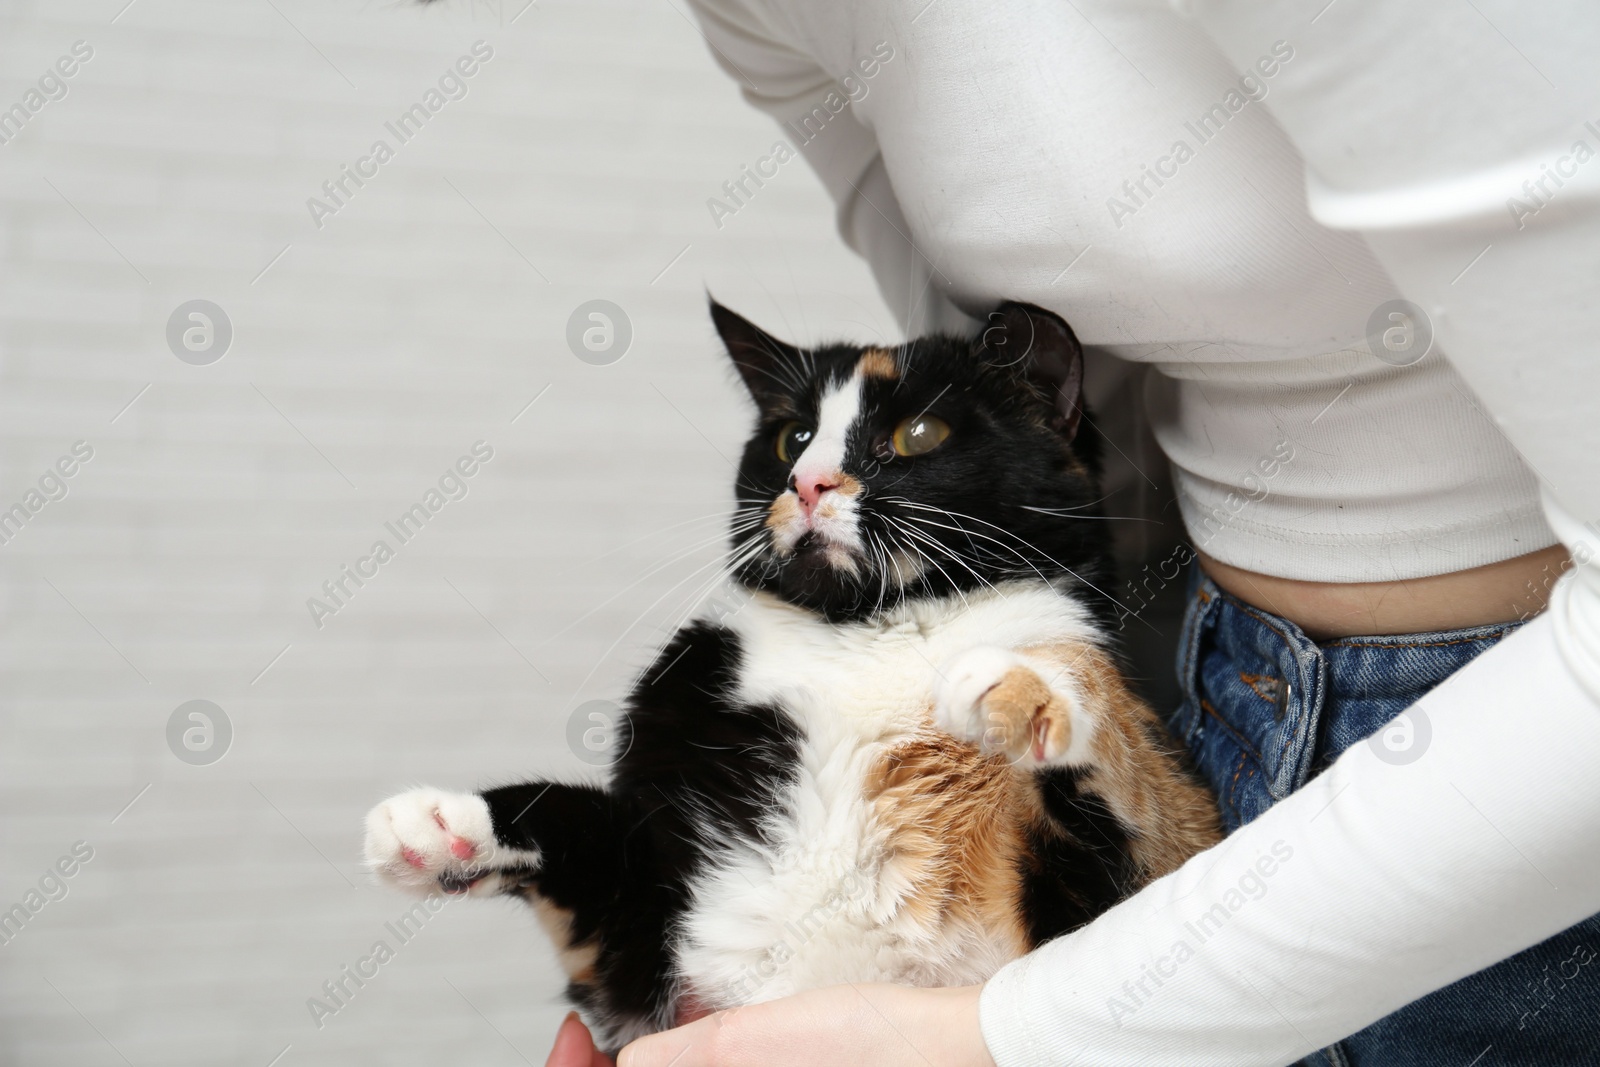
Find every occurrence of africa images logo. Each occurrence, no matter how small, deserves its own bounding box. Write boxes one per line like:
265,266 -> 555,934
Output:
305,441 -> 494,629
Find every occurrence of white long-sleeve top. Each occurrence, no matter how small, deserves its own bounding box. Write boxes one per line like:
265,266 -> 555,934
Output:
684,0 -> 1600,1062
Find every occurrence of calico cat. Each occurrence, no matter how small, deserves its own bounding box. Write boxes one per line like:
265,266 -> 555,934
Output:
362,300 -> 1221,1048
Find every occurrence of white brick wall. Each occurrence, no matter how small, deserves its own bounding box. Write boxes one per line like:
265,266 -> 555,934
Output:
0,1 -> 894,1063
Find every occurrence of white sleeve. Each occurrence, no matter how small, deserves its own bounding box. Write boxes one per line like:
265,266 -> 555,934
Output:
982,3 -> 1600,1064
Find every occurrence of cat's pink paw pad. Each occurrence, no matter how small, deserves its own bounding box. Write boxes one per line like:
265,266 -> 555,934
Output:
363,787 -> 498,893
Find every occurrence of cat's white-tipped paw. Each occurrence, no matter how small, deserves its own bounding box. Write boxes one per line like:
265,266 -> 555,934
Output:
934,646 -> 1028,742
934,646 -> 1084,765
363,787 -> 518,895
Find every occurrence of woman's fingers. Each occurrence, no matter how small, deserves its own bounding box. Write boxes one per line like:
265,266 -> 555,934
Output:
617,985 -> 994,1067
545,1011 -> 616,1067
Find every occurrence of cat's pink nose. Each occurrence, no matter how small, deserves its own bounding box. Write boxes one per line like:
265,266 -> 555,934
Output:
793,470 -> 840,517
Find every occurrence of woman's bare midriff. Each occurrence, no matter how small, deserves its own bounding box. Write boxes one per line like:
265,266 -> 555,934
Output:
1197,544 -> 1572,641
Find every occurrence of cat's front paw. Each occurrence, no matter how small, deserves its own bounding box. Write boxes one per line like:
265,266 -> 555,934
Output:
934,646 -> 1084,766
363,787 -> 520,896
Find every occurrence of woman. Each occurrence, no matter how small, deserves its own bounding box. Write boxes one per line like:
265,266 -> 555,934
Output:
552,1 -> 1600,1063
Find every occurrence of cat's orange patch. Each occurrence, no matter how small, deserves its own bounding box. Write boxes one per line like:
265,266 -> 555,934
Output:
865,733 -> 1031,957
814,474 -> 863,521
766,493 -> 801,529
858,349 -> 898,380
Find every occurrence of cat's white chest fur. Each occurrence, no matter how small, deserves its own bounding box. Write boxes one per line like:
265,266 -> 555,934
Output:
673,581 -> 1098,1008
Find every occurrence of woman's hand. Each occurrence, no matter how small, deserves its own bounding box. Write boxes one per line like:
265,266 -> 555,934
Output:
613,984 -> 995,1067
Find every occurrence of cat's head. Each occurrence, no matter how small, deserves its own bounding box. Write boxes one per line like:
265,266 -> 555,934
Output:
714,300 -> 1112,623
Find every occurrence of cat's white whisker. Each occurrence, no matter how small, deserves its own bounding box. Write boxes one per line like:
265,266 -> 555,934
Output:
569,533 -> 772,695
889,517 -> 1002,600
1018,505 -> 1162,524
894,507 -> 1056,587
891,501 -> 1150,628
539,522 -> 765,647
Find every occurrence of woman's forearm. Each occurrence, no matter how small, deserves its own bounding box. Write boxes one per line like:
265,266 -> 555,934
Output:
980,609 -> 1600,1065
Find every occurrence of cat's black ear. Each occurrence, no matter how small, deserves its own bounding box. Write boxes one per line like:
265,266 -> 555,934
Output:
982,301 -> 1085,441
710,299 -> 801,411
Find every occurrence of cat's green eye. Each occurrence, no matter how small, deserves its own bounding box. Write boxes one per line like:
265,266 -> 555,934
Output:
891,414 -> 951,457
776,421 -> 814,464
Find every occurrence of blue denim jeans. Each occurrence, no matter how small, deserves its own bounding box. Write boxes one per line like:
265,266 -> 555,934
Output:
1170,572 -> 1600,1067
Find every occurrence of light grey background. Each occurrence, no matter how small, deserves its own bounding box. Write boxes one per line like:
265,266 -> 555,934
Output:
0,1 -> 895,1063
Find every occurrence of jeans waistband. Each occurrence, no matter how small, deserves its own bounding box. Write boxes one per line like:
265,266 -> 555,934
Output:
1176,570 -> 1524,803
